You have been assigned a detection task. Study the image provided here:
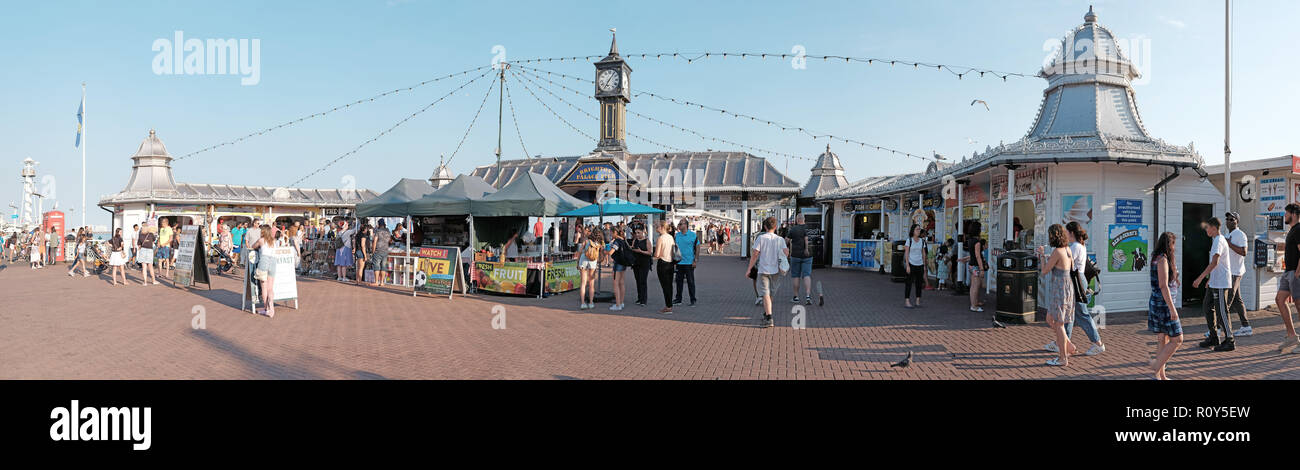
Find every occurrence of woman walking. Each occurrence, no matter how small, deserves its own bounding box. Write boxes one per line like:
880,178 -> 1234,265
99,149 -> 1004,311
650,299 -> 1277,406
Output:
1149,232 -> 1183,379
959,221 -> 987,312
107,228 -> 127,285
607,228 -> 631,311
1038,224 -> 1076,366
577,228 -> 603,310
137,225 -> 158,285
67,229 -> 90,277
903,224 -> 927,308
1047,222 -> 1106,356
653,220 -> 677,315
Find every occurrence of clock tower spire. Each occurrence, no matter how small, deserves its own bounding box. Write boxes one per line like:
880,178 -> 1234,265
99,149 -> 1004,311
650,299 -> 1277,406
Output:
594,28 -> 631,152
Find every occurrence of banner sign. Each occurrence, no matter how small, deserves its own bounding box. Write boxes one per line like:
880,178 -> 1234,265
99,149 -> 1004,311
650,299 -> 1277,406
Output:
1107,224 -> 1149,272
544,259 -> 580,294
564,162 -> 622,184
1115,199 -> 1143,225
242,246 -> 299,312
413,246 -> 466,298
474,260 -> 530,295
839,240 -> 878,269
172,225 -> 211,289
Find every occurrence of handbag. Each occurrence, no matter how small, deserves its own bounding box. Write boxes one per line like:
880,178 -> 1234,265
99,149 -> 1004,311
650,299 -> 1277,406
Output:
671,243 -> 683,263
1069,268 -> 1087,304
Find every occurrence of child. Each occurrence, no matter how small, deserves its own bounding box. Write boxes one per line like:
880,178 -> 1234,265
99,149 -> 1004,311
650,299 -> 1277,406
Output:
936,238 -> 953,290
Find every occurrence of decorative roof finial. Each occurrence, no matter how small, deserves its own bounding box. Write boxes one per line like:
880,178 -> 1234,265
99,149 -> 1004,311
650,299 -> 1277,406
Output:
1084,5 -> 1097,24
609,28 -> 618,56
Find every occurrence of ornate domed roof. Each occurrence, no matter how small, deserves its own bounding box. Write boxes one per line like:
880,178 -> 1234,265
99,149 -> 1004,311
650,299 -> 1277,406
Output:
429,157 -> 455,189
121,129 -> 179,196
133,129 -> 171,159
801,143 -> 849,198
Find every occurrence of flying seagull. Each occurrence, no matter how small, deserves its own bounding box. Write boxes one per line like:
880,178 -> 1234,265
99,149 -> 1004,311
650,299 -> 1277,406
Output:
890,351 -> 913,369
966,137 -> 979,145
970,99 -> 990,111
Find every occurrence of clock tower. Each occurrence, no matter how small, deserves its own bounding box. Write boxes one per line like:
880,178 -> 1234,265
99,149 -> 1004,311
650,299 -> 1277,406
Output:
594,29 -> 631,152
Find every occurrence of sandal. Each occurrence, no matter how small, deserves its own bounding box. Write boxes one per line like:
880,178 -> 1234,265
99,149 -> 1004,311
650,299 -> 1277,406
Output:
1045,357 -> 1066,367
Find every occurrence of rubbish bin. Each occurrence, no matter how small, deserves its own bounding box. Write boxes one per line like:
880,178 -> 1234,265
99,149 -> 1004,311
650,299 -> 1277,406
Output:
891,240 -> 907,282
996,250 -> 1038,323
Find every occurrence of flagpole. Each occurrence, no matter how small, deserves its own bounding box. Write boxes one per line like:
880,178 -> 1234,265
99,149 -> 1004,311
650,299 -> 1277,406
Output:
81,82 -> 86,229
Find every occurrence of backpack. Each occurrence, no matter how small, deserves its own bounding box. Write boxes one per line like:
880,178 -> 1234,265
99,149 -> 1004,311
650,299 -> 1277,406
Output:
615,239 -> 635,266
584,240 -> 601,261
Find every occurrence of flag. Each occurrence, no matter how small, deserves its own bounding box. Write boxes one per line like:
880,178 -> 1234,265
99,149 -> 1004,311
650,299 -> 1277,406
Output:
75,95 -> 84,148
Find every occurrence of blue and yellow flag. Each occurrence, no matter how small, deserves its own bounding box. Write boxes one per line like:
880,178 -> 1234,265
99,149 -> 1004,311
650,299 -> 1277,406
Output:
75,96 -> 83,148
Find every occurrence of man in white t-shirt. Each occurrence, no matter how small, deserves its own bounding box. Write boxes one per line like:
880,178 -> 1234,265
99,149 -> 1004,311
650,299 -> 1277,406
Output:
745,216 -> 789,328
123,224 -> 138,269
1194,217 -> 1236,351
1222,212 -> 1251,337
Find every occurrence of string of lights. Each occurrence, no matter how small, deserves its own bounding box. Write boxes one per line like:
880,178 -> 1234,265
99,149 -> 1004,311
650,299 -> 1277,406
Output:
511,69 -> 687,153
514,67 -> 812,161
507,52 -> 1033,81
287,70 -> 492,187
444,77 -> 499,167
502,79 -> 531,159
179,64 -> 493,161
511,70 -> 598,144
512,63 -> 939,162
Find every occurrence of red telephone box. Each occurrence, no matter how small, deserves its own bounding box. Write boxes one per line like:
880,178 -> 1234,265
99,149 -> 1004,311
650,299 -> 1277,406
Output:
42,211 -> 65,262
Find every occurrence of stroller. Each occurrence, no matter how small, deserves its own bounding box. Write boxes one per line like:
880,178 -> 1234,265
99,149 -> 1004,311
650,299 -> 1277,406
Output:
83,241 -> 110,275
210,245 -> 237,274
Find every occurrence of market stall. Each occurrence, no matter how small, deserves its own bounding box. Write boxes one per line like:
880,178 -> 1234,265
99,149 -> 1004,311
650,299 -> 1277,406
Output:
468,172 -> 589,297
352,178 -> 438,287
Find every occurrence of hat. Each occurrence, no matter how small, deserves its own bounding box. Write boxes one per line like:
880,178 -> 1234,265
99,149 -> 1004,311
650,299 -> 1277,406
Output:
1225,211 -> 1240,221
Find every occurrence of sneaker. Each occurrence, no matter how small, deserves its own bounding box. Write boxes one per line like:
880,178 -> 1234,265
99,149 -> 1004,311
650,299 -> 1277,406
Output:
1045,341 -> 1059,353
804,296 -> 812,306
1234,326 -> 1253,337
1279,336 -> 1300,354
1198,338 -> 1220,348
609,304 -> 620,311
689,301 -> 696,307
1084,344 -> 1106,356
792,296 -> 799,303
970,306 -> 984,312
673,298 -> 682,305
1213,340 -> 1236,352
762,316 -> 774,328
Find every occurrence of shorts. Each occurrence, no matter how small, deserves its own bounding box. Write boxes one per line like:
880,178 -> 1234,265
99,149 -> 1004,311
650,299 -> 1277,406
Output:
579,258 -> 598,270
613,263 -> 628,272
789,256 -> 813,278
136,248 -> 155,264
968,265 -> 983,281
1278,271 -> 1300,294
157,246 -> 173,260
758,273 -> 781,297
1147,317 -> 1183,337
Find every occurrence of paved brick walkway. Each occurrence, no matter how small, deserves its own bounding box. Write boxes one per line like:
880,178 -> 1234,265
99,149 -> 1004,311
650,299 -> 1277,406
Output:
3,255 -> 1299,379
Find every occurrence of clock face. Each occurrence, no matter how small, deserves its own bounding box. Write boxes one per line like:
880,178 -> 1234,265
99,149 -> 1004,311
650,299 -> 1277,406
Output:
598,69 -> 618,92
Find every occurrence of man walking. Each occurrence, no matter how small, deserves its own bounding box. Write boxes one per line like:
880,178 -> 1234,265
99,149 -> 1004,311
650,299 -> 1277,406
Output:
46,227 -> 60,266
745,216 -> 788,328
673,219 -> 700,307
1275,204 -> 1300,353
786,214 -> 814,305
1223,212 -> 1252,337
1194,217 -> 1236,352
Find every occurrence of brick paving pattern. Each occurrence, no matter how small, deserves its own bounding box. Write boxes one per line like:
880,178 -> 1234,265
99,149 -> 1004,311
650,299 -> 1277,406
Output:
3,254 -> 1300,379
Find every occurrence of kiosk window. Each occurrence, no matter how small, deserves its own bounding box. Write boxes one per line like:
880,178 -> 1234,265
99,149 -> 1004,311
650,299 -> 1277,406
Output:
853,213 -> 881,239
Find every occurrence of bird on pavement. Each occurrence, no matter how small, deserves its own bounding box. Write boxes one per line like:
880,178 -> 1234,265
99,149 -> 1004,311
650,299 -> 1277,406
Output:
816,281 -> 825,306
992,317 -> 1007,329
890,351 -> 913,369
970,99 -> 990,111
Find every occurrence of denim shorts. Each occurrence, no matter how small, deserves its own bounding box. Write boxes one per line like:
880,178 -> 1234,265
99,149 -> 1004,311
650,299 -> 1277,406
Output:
613,263 -> 628,272
788,256 -> 813,278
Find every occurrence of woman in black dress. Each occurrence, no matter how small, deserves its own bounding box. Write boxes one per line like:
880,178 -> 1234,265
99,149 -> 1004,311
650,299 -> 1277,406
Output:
629,227 -> 654,306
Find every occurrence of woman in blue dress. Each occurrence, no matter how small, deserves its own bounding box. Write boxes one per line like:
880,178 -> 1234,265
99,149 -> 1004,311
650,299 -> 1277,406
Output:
1148,232 -> 1183,380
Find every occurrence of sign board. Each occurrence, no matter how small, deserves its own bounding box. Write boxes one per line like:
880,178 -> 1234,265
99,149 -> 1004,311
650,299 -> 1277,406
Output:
1107,224 -> 1149,272
172,225 -> 211,289
544,259 -> 580,294
1115,199 -> 1143,225
563,162 -> 622,184
839,240 -> 878,269
413,246 -> 467,298
1260,177 -> 1288,216
242,245 -> 299,312
1292,155 -> 1300,176
474,259 -> 531,295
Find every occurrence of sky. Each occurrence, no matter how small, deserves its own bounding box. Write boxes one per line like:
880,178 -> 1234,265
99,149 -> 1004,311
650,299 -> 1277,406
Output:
0,0 -> 1295,227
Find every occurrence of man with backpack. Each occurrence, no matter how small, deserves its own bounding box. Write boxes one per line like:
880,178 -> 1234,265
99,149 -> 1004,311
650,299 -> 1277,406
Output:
786,214 -> 814,305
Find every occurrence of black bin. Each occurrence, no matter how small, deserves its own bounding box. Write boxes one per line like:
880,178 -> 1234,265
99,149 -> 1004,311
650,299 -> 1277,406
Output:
995,250 -> 1038,323
890,240 -> 907,282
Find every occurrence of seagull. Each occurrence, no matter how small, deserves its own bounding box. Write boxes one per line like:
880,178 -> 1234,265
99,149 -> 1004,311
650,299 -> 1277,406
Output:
890,351 -> 913,369
970,99 -> 990,111
992,317 -> 1007,329
816,281 -> 825,306
966,137 -> 979,145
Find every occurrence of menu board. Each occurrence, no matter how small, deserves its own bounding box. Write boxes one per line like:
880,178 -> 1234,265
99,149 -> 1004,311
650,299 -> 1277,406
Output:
242,246 -> 299,312
839,240 -> 878,269
413,246 -> 466,298
1260,177 -> 1288,216
172,225 -> 210,289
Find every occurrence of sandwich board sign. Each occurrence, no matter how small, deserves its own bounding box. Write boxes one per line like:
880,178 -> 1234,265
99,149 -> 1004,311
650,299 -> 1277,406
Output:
413,246 -> 467,299
173,225 -> 211,289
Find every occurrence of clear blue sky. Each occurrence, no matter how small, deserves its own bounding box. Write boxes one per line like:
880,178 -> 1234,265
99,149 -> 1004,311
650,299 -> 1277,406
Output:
0,0 -> 1294,227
